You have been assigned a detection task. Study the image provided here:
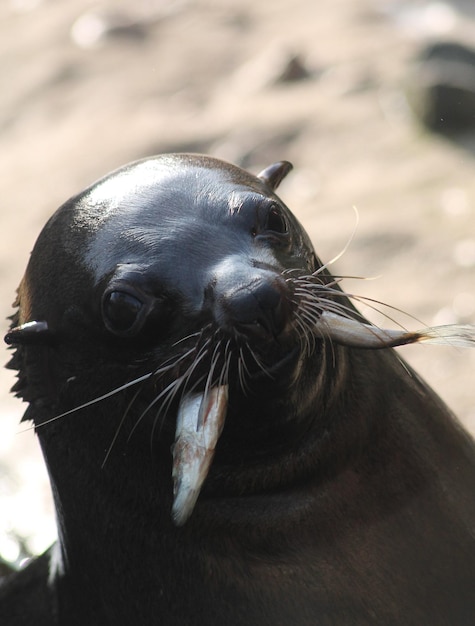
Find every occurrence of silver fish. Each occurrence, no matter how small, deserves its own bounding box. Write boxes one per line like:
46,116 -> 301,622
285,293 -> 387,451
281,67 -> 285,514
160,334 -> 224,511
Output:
172,385 -> 229,526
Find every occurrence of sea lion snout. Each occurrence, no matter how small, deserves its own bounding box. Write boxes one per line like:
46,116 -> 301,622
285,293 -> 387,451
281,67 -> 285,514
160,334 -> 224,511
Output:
217,275 -> 291,340
206,256 -> 293,340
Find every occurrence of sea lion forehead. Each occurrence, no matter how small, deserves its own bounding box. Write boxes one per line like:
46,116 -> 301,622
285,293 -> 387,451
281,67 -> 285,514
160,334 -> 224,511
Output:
83,154 -> 265,215
72,154 -> 267,240
80,154 -> 274,276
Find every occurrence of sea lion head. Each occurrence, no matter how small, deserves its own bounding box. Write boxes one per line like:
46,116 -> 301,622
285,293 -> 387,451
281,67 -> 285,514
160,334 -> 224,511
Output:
6,154 -> 352,525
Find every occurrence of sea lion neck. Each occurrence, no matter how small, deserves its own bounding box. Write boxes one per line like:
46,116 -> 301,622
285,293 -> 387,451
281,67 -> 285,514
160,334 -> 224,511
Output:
30,341 -> 397,614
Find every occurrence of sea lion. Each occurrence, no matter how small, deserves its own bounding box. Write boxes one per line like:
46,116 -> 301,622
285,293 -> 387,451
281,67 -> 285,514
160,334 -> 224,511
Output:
0,154 -> 474,625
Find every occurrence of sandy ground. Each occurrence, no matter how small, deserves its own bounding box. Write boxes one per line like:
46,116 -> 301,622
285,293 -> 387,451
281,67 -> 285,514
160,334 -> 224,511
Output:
0,0 -> 474,560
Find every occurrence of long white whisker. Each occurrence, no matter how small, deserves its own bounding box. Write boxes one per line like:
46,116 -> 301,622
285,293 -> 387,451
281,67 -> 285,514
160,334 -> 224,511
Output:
218,339 -> 232,389
292,274 -> 429,330
148,334 -> 218,450
102,387 -> 143,468
313,206 -> 359,275
197,339 -> 223,429
246,345 -> 274,379
21,372 -> 154,433
172,324 -> 212,348
131,344 -> 212,443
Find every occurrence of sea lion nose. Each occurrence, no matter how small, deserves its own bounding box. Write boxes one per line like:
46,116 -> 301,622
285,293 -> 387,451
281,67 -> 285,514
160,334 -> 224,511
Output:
227,278 -> 289,339
210,268 -> 292,340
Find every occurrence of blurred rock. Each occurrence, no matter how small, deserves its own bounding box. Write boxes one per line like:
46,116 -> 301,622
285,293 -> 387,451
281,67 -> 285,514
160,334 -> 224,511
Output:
71,10 -> 149,49
274,53 -> 312,83
406,41 -> 475,132
229,46 -> 317,95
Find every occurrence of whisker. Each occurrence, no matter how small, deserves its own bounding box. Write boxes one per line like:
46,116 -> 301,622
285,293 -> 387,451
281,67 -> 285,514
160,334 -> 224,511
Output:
343,294 -> 423,329
293,314 -> 314,357
21,372 -> 154,433
148,336 -> 216,451
101,386 -> 144,469
130,344 -> 212,444
197,339 -> 223,429
179,338 -> 213,397
312,206 -> 360,276
246,345 -> 274,379
300,297 -> 364,324
292,272 -> 431,331
237,346 -> 253,395
172,324 -> 212,348
218,339 -> 232,389
152,346 -> 201,376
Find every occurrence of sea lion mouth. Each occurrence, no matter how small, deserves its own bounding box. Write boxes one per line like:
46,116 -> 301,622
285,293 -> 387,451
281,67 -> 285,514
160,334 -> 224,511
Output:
168,330 -> 302,526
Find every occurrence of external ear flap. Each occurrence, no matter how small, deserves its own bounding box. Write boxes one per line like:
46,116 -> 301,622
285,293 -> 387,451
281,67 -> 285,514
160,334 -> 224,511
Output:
257,161 -> 293,190
4,320 -> 49,345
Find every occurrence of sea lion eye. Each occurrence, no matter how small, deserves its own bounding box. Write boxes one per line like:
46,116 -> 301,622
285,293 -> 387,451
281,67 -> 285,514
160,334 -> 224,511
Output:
265,204 -> 288,235
102,290 -> 144,336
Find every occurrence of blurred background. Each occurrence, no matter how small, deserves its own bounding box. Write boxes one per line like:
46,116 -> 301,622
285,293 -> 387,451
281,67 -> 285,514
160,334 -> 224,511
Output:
1,0 -> 474,568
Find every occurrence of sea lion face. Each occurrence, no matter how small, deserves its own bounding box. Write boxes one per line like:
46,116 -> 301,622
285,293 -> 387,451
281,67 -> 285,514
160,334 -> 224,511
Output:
84,155 -> 316,343
8,154 -> 336,524
16,155 -> 317,393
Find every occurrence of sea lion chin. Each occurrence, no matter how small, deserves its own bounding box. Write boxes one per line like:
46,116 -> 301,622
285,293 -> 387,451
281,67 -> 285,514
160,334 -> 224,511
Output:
1,153 -> 475,626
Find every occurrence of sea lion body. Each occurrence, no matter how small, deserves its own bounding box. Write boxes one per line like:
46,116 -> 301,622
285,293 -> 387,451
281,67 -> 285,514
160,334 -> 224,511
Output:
1,154 -> 475,625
